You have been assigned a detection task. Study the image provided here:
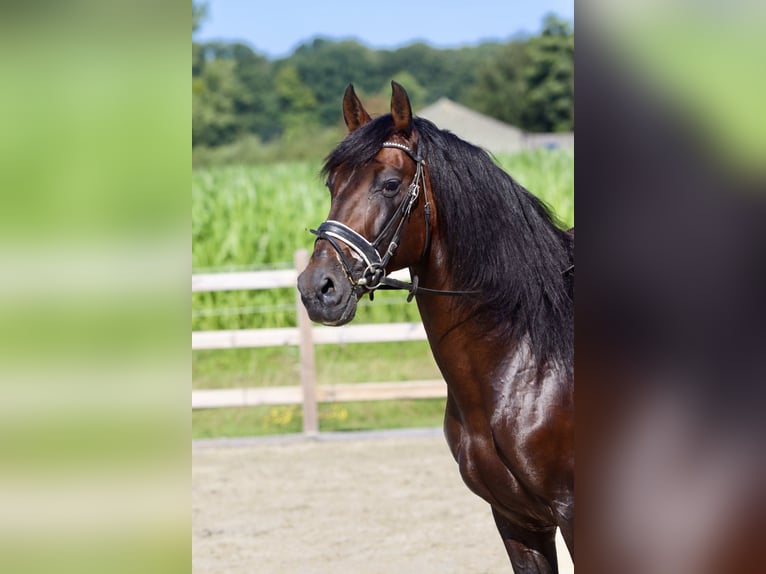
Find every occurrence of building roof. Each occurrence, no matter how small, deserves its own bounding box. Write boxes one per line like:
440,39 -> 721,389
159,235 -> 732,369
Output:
416,98 -> 573,153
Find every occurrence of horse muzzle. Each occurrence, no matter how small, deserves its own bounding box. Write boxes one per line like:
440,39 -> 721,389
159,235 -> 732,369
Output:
297,261 -> 359,326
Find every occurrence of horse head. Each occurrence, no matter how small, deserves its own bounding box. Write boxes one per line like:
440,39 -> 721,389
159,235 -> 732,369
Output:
297,82 -> 433,325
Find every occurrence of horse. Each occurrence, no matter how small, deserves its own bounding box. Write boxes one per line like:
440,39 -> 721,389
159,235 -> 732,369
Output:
297,81 -> 574,573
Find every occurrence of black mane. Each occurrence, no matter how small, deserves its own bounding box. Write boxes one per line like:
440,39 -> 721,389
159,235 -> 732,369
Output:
323,115 -> 574,375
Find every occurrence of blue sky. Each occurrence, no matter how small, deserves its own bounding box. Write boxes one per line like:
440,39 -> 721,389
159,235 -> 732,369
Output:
196,0 -> 574,58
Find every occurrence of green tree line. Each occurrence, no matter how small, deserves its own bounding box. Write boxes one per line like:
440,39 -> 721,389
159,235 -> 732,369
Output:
192,2 -> 573,150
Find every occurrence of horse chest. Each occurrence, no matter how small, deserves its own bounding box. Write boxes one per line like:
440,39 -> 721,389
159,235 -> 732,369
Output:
447,420 -> 557,526
443,365 -> 569,527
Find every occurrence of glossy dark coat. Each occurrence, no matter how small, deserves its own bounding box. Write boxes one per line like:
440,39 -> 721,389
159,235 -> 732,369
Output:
297,82 -> 574,573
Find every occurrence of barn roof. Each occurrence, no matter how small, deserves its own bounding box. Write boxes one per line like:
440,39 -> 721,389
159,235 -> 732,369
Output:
416,98 -> 573,154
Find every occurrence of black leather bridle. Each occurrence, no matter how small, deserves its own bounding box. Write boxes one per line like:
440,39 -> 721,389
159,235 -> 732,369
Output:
311,141 -> 476,301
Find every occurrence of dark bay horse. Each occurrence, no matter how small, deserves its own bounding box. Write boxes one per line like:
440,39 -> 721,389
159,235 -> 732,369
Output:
297,82 -> 574,573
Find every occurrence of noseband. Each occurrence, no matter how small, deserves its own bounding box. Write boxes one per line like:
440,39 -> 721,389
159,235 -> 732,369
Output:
312,141 -> 475,301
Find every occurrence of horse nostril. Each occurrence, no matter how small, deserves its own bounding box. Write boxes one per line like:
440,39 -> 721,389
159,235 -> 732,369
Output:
320,277 -> 334,295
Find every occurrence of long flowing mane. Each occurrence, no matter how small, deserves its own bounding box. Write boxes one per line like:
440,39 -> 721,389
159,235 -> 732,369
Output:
323,115 -> 574,375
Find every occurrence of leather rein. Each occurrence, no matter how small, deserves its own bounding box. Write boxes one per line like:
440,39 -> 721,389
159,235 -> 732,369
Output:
311,141 -> 477,302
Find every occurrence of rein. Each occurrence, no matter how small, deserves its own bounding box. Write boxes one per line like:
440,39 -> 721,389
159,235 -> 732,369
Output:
311,141 -> 477,302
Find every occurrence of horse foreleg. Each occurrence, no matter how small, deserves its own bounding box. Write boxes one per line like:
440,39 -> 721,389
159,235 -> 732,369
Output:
492,508 -> 559,574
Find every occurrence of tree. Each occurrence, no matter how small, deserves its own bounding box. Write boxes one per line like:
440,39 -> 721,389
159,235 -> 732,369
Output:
287,38 -> 381,125
274,65 -> 318,133
521,15 -> 574,132
385,43 -> 488,104
466,40 -> 530,128
190,12 -> 575,154
192,59 -> 245,146
468,14 -> 573,132
203,42 -> 281,140
192,1 -> 207,35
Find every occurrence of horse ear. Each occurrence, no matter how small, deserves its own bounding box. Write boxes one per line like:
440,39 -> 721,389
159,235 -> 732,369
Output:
342,84 -> 371,132
390,81 -> 412,136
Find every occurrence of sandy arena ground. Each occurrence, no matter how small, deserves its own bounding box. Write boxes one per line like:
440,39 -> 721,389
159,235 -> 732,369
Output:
193,429 -> 573,573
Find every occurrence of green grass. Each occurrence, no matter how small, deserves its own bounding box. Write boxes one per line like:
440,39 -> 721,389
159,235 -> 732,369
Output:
192,398 -> 447,439
192,340 -> 441,390
192,148 -> 573,438
495,149 -> 574,228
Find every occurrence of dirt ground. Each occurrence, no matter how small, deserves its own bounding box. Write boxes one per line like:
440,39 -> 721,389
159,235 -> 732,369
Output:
192,429 -> 573,573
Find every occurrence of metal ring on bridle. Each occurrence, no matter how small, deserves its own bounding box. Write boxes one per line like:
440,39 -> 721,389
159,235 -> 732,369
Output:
359,263 -> 385,289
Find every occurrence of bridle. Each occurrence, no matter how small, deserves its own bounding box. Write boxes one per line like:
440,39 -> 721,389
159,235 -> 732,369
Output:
311,140 -> 476,301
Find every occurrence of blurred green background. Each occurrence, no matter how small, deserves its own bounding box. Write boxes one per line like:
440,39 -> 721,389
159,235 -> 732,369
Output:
0,2 -> 188,574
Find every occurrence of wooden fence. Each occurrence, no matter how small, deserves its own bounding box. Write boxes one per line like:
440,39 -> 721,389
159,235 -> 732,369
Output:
192,249 -> 445,434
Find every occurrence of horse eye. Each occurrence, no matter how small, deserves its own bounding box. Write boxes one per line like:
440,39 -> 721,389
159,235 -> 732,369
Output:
382,179 -> 400,194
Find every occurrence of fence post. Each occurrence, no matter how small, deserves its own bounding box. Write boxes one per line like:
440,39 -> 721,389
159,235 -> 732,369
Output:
294,249 -> 318,435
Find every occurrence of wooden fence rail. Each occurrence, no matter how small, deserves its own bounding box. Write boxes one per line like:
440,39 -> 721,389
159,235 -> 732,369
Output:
192,249 -> 445,434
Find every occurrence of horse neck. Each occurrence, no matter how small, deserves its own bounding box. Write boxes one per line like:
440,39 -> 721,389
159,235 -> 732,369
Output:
409,221 -> 565,385
408,162 -> 572,384
410,240 -> 493,375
